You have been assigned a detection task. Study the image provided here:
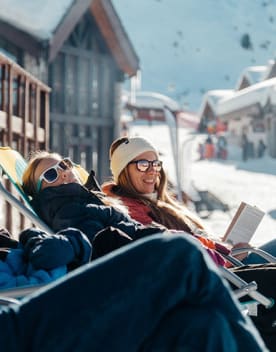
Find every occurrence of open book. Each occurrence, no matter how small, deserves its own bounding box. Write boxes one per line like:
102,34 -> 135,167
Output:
222,202 -> 265,245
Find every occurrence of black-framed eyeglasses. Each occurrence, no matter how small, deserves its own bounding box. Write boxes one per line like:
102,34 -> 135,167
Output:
128,159 -> 163,172
36,158 -> 73,192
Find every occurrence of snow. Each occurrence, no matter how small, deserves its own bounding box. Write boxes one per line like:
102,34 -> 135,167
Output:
0,0 -> 74,39
126,91 -> 181,110
198,89 -> 234,117
128,121 -> 276,247
242,66 -> 267,84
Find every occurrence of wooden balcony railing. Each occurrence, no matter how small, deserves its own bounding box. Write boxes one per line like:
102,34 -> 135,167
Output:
0,53 -> 51,233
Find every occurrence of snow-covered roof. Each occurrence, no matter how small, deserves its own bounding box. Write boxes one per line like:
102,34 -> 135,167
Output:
0,0 -> 74,40
0,0 -> 139,75
198,89 -> 234,117
235,66 -> 267,90
177,111 -> 199,129
127,91 -> 181,111
217,77 -> 276,116
247,66 -> 267,83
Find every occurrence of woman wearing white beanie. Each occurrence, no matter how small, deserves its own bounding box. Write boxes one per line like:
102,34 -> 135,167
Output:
110,136 -> 159,185
102,136 -> 229,267
103,136 -> 276,267
104,136 -> 204,234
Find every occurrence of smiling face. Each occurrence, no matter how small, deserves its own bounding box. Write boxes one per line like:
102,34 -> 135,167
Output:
34,157 -> 81,191
127,151 -> 160,194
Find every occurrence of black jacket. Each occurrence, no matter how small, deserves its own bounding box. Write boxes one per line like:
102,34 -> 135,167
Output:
31,183 -> 163,244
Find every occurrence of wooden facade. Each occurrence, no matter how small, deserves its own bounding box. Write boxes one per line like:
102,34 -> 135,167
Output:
48,12 -> 120,180
0,52 -> 50,232
0,54 -> 50,152
236,76 -> 251,91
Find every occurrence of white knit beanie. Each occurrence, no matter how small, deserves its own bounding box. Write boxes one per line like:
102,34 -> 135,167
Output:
110,137 -> 158,183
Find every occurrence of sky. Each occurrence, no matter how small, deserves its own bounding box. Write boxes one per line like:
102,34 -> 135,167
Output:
113,0 -> 276,111
128,121 -> 276,247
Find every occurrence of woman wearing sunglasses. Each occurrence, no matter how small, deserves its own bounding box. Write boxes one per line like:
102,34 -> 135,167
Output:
103,137 -> 224,251
103,136 -> 203,231
22,151 -> 166,257
103,136 -> 276,266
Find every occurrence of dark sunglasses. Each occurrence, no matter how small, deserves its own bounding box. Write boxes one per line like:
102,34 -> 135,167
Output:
128,159 -> 163,172
36,158 -> 73,192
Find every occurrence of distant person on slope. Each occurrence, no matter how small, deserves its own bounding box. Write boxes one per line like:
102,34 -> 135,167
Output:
241,132 -> 249,161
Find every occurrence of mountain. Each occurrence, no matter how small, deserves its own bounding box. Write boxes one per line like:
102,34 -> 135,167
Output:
112,0 -> 276,111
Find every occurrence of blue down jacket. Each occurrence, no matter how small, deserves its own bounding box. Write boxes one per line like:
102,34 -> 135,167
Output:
0,227 -> 92,289
31,183 -> 164,244
0,249 -> 66,289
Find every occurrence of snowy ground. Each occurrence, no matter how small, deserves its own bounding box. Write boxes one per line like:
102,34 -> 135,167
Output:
128,121 -> 276,247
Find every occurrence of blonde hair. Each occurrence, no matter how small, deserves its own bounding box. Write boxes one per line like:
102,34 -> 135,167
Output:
109,137 -> 204,232
23,150 -> 128,213
22,151 -> 62,198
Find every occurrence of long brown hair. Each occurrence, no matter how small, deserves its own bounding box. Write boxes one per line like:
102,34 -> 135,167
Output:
109,137 -> 204,232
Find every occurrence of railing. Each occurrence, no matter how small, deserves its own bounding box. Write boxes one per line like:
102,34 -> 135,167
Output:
0,53 -> 51,233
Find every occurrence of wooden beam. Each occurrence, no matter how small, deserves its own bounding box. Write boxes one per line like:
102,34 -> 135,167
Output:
91,0 -> 139,77
48,0 -> 92,61
23,79 -> 29,155
7,65 -> 13,145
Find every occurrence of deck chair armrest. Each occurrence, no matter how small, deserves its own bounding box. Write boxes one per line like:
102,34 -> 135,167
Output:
231,247 -> 276,263
219,266 -> 274,309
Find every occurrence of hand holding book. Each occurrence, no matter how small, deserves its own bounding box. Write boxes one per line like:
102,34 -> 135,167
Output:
222,202 -> 265,245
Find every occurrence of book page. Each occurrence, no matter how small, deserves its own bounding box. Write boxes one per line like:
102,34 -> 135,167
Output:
223,202 -> 265,244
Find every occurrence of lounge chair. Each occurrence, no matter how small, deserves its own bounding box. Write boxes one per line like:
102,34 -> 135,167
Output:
0,147 -> 273,309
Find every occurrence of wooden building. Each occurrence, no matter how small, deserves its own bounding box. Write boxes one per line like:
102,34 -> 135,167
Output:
0,0 -> 139,182
198,59 -> 276,155
198,90 -> 233,133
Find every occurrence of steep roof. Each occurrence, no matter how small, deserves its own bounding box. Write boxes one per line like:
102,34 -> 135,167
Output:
0,0 -> 139,76
198,89 -> 234,118
235,65 -> 267,90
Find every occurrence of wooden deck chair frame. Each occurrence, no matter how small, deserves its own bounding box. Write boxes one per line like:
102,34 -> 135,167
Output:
0,147 -> 53,234
0,146 -> 89,234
